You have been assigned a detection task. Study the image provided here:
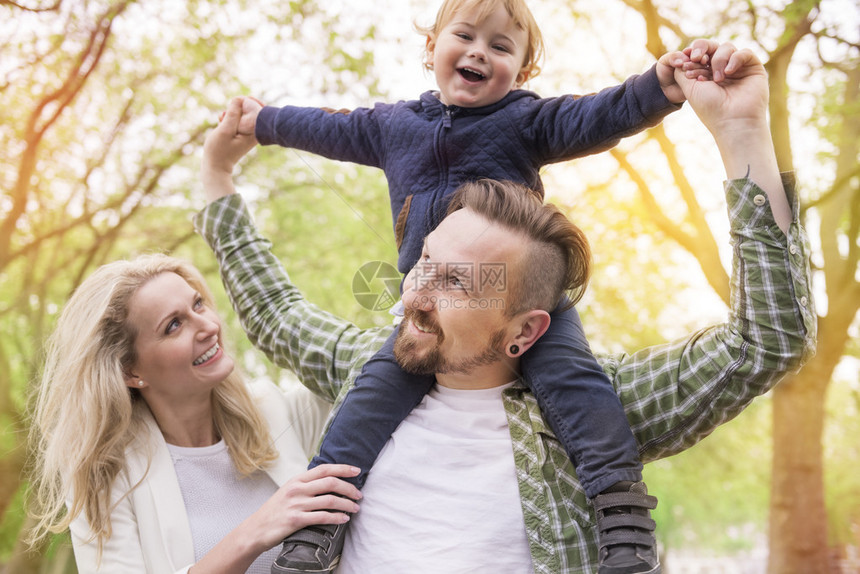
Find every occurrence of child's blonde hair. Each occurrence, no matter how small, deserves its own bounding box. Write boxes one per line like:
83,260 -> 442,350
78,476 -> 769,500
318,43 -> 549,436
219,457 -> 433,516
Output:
417,0 -> 545,85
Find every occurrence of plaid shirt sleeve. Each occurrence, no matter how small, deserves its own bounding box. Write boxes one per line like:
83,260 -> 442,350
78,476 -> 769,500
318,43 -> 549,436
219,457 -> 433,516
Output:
193,194 -> 390,401
599,173 -> 817,461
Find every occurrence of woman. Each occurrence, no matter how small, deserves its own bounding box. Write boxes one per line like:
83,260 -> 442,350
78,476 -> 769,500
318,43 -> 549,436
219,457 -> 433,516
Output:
28,253 -> 362,573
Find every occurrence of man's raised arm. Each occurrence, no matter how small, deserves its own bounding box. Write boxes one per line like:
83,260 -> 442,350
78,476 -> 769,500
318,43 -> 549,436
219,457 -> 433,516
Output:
605,42 -> 816,460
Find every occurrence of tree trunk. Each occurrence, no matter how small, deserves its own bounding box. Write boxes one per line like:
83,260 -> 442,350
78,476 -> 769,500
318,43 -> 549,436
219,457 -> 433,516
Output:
768,317 -> 851,572
769,368 -> 829,572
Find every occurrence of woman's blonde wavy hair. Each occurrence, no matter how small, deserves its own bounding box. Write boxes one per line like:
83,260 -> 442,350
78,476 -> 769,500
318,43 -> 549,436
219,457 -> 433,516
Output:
27,253 -> 277,554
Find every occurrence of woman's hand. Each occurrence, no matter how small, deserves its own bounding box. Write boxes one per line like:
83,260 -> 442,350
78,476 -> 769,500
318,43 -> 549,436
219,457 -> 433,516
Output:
245,464 -> 363,551
190,464 -> 362,574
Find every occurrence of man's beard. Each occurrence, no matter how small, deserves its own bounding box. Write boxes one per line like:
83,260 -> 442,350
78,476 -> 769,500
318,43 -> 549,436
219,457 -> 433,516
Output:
393,308 -> 506,376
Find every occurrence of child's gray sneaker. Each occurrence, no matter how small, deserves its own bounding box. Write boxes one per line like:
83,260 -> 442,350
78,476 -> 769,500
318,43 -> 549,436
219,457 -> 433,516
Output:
270,522 -> 347,574
593,481 -> 661,574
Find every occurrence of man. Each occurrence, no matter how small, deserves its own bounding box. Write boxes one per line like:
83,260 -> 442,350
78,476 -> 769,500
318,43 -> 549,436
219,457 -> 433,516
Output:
195,40 -> 815,574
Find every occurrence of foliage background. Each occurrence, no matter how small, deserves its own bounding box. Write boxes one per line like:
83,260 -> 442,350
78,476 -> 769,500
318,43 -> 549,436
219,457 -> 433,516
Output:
0,0 -> 858,572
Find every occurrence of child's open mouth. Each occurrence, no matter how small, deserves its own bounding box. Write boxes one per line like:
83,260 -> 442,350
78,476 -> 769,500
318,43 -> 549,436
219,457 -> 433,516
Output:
458,67 -> 486,82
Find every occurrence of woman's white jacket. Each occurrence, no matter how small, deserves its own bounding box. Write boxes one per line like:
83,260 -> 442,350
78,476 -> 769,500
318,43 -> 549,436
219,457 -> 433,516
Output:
69,380 -> 332,574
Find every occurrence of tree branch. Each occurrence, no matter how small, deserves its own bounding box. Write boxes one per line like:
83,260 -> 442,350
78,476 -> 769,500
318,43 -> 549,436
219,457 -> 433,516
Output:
801,165 -> 860,213
0,0 -> 133,270
3,120 -> 209,267
618,0 -> 689,49
0,0 -> 62,12
821,64 -> 860,294
648,126 -> 730,303
763,2 -> 818,173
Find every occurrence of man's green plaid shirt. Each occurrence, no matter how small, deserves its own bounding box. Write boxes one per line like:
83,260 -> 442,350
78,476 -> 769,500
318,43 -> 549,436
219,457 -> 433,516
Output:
194,175 -> 816,574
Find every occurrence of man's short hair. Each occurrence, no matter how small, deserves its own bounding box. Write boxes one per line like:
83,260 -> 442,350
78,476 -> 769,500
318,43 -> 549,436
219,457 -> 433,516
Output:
446,179 -> 590,315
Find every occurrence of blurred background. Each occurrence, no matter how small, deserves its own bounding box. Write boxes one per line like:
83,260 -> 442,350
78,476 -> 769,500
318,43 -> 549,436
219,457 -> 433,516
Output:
0,0 -> 858,572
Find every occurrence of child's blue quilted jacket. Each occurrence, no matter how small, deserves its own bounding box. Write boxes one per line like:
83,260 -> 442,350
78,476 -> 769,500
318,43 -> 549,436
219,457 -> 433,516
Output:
256,65 -> 679,273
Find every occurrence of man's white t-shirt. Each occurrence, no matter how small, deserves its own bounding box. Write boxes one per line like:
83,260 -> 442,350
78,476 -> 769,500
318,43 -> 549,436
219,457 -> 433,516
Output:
338,382 -> 535,573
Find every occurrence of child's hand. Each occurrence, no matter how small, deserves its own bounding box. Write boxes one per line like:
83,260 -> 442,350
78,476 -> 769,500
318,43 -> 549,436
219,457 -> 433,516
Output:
657,47 -> 711,104
217,96 -> 263,137
238,96 -> 264,136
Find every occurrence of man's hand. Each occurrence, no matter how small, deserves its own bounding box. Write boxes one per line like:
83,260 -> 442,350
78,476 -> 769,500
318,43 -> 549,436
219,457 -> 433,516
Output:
671,40 -> 770,138
201,97 -> 258,203
666,39 -> 790,231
